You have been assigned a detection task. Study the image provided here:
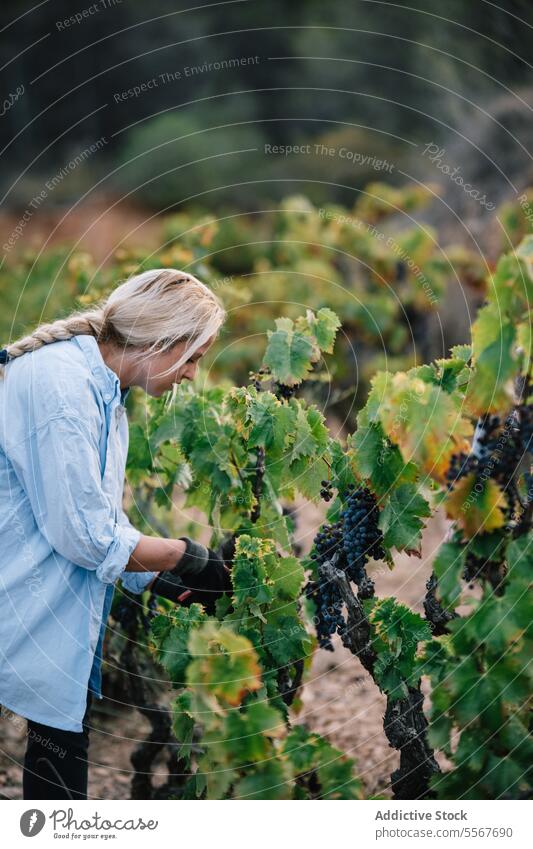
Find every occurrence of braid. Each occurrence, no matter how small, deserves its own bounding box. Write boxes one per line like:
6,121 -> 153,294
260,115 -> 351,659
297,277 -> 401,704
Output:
2,309 -> 105,362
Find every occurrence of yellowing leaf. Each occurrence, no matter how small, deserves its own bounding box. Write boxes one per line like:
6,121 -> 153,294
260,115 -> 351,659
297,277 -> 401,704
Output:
445,474 -> 508,537
378,372 -> 473,482
187,624 -> 262,707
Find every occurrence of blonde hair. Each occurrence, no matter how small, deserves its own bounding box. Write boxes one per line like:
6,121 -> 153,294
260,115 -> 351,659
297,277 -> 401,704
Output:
1,268 -> 225,379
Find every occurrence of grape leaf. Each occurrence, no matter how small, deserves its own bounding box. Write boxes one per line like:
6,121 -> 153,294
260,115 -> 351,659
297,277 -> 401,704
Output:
233,760 -> 290,800
465,306 -> 516,414
297,306 -> 341,353
378,372 -> 473,481
445,474 -> 508,536
371,598 -> 432,651
349,422 -> 417,497
263,317 -> 315,386
264,617 -> 312,666
269,555 -> 305,602
287,455 -> 329,502
374,651 -> 409,700
150,605 -> 207,686
126,423 -> 153,481
247,392 -> 281,448
433,541 -> 466,610
378,483 -> 431,552
287,404 -> 317,461
187,624 -> 262,707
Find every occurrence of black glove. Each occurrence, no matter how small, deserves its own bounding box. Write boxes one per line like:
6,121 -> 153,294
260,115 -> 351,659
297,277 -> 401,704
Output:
150,537 -> 233,615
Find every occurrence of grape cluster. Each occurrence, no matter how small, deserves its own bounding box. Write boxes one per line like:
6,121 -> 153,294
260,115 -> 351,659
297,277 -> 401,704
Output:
320,479 -> 333,502
312,520 -> 343,563
341,485 -> 385,584
113,596 -> 139,632
307,486 -> 385,649
307,520 -> 346,650
274,381 -> 297,400
305,576 -> 344,652
251,366 -> 269,392
141,593 -> 160,634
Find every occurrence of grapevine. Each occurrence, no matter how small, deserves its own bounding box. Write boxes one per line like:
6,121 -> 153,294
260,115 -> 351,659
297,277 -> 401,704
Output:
114,232 -> 533,800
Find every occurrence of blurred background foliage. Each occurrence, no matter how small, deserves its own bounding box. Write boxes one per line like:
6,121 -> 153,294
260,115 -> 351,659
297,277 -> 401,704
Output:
2,184 -> 532,426
1,0 -> 532,423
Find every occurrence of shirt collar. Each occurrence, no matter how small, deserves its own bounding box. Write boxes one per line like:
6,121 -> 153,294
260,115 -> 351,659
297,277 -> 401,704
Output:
73,335 -> 120,403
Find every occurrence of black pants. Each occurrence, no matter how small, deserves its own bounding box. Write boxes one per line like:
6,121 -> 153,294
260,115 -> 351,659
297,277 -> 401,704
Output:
23,691 -> 93,800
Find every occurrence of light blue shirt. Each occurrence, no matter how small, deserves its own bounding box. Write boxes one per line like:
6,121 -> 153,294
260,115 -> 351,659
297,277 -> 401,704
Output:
0,335 -> 158,731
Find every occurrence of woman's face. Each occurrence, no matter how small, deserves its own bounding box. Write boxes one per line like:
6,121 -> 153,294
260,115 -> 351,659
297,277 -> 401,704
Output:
140,335 -> 216,397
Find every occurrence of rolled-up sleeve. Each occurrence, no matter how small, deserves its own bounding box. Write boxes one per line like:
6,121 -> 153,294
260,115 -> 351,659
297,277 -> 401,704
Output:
10,413 -> 141,584
118,507 -> 159,594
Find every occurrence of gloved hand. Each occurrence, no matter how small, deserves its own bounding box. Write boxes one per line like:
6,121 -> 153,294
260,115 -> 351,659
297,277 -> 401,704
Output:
150,537 -> 233,615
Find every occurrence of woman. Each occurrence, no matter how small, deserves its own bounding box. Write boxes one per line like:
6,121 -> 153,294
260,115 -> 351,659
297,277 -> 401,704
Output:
0,268 -> 232,800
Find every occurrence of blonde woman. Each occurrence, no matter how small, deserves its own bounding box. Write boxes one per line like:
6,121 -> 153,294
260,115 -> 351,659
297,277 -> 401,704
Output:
0,269 -> 231,800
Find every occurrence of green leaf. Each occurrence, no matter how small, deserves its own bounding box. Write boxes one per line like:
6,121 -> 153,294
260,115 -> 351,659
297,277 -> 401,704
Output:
506,535 -> 533,584
287,455 -> 329,502
172,691 -> 195,763
306,405 -> 330,452
150,605 -> 207,686
470,593 -> 529,654
232,554 -> 272,607
427,713 -> 453,754
466,306 -> 516,414
433,542 -> 466,610
233,760 -> 290,800
378,483 -> 431,553
263,318 -> 315,386
436,356 -> 470,393
314,742 -> 362,799
484,754 -> 525,797
306,307 -> 341,353
372,598 -> 432,647
248,392 -> 281,448
349,422 -> 417,497
454,728 -> 489,773
126,423 -> 153,480
270,555 -> 305,602
264,616 -> 312,666
374,651 -> 409,700
282,725 -> 320,773
287,403 -> 317,461
223,700 -> 285,766
450,344 -> 472,363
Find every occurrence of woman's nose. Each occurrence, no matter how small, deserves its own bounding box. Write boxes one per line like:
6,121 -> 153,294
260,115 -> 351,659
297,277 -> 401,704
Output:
183,363 -> 197,381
